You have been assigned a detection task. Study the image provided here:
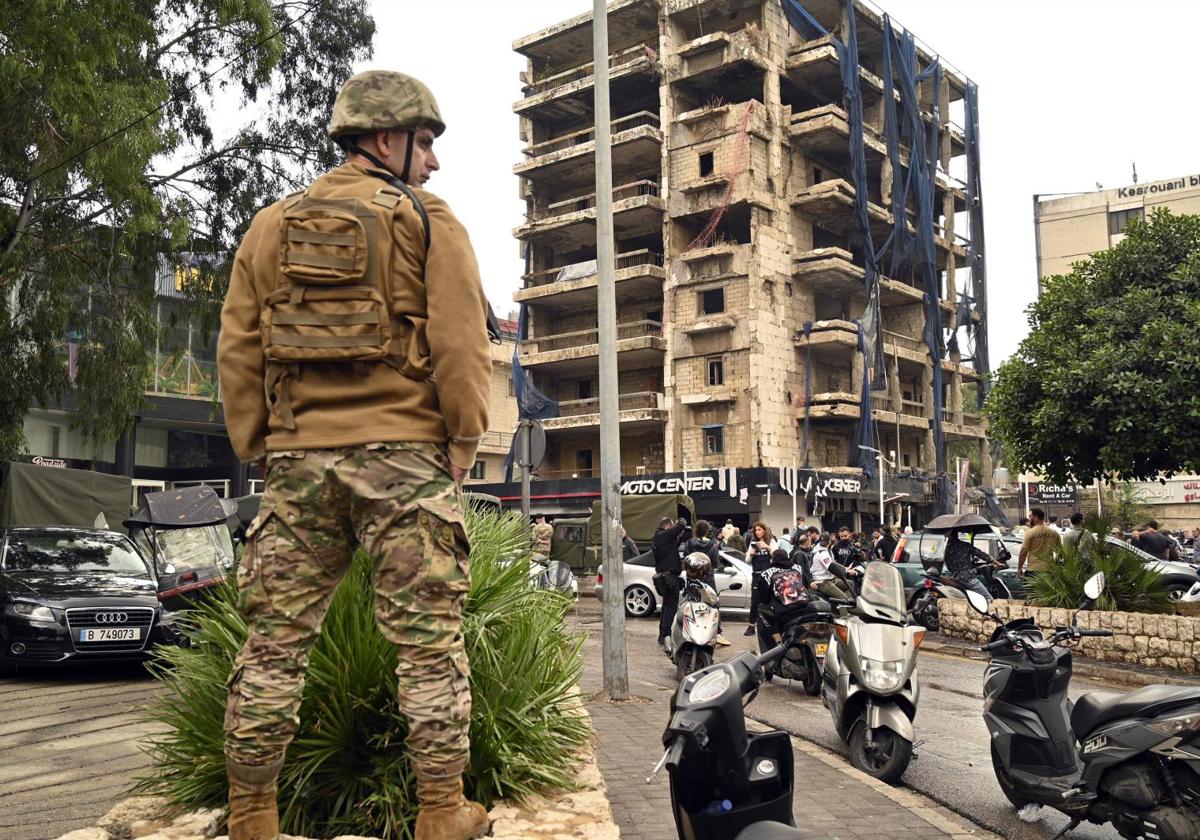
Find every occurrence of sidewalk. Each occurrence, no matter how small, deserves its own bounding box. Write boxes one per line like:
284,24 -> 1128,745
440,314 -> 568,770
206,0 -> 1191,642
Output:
580,655 -> 997,840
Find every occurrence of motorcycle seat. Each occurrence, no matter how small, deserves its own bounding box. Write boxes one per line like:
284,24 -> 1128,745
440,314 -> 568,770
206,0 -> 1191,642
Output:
1071,684 -> 1200,737
734,822 -> 833,840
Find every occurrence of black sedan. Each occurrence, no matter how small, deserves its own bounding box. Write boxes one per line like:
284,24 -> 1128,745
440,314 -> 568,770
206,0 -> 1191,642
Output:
1,527 -> 184,669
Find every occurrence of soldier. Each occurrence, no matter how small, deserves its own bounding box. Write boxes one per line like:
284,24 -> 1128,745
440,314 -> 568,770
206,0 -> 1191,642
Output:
216,70 -> 492,840
530,513 -> 553,560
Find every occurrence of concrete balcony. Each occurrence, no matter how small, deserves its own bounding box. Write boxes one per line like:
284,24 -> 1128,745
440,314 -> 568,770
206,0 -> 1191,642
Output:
514,42 -> 660,127
790,179 -> 890,239
796,391 -> 929,431
518,319 -> 665,375
542,390 -> 668,433
785,37 -> 884,105
515,0 -> 660,81
669,26 -> 769,93
788,104 -> 886,165
514,250 -> 665,311
792,247 -> 958,317
514,180 -> 665,249
515,112 -> 662,195
795,320 -> 932,367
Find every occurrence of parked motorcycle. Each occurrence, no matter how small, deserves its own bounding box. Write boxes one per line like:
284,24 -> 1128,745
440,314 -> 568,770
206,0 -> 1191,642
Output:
666,579 -> 721,682
967,573 -> 1200,839
652,644 -> 826,840
531,556 -> 578,598
909,555 -> 1008,631
756,582 -> 835,697
821,561 -> 923,783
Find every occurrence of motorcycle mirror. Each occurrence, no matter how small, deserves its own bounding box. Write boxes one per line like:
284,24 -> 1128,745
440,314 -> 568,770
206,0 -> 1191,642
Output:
964,588 -> 990,615
1083,571 -> 1106,601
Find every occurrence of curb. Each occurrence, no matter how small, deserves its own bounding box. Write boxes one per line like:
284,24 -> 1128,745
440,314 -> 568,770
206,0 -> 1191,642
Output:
923,639 -> 1200,688
744,718 -> 1002,840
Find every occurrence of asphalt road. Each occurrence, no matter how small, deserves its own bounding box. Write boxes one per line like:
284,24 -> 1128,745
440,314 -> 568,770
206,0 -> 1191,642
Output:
0,662 -> 163,840
571,597 -> 1124,840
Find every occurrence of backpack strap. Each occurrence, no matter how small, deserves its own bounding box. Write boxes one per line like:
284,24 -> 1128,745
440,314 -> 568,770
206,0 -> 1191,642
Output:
367,171 -> 430,249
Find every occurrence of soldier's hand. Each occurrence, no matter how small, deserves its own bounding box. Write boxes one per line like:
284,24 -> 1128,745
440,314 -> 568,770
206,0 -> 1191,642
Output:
450,464 -> 468,484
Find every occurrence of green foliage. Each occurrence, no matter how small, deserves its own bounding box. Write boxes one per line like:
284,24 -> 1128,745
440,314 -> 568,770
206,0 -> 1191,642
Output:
1102,481 -> 1150,531
986,210 -> 1200,483
0,0 -> 374,459
1025,514 -> 1171,613
137,509 -> 589,839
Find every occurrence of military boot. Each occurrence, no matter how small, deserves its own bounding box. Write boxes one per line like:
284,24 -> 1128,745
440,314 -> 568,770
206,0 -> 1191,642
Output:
226,758 -> 282,840
413,773 -> 488,840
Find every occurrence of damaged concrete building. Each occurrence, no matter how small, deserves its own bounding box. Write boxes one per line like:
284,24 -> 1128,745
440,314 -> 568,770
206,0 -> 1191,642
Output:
501,0 -> 991,531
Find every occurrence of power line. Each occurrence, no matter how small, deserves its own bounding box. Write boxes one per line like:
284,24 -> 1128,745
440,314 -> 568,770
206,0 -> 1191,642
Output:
31,6 -> 315,185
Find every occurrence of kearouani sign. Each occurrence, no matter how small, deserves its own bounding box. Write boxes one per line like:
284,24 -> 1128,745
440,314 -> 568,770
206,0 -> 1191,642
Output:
1116,173 -> 1200,199
1132,477 -> 1200,506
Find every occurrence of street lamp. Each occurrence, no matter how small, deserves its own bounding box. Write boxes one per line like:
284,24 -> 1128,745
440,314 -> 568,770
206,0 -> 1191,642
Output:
858,445 -> 894,529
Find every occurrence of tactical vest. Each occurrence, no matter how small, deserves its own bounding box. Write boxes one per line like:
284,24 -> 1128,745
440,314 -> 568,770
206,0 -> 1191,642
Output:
260,180 -> 431,429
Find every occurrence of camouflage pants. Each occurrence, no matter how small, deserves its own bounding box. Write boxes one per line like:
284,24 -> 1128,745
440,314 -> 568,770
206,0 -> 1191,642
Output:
224,441 -> 472,781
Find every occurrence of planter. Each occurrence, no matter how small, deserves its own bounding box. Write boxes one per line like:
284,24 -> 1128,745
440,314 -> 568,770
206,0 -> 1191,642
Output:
938,599 -> 1200,673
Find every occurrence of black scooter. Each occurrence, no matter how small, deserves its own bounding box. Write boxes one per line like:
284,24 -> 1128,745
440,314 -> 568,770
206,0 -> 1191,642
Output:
966,573 -> 1200,839
651,646 -> 828,840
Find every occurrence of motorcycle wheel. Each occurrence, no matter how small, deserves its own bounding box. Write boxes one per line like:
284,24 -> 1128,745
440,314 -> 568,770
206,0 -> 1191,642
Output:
848,723 -> 912,784
676,647 -> 711,682
909,592 -> 940,632
990,743 -> 1030,808
802,658 -> 822,696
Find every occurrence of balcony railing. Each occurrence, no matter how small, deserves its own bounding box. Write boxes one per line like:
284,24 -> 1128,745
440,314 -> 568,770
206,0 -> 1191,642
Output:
523,43 -> 657,97
882,330 -> 925,354
525,111 -> 660,157
870,396 -> 893,412
555,390 -> 662,418
525,319 -> 663,354
900,398 -> 925,415
527,179 -> 660,223
523,249 -> 664,288
962,411 -> 983,426
477,430 -> 515,450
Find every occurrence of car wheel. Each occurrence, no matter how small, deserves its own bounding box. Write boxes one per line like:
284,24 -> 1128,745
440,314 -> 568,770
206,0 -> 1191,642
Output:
624,584 -> 656,618
1165,583 -> 1189,602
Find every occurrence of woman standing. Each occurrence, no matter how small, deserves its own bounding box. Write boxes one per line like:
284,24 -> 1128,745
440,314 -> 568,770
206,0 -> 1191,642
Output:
745,521 -> 777,636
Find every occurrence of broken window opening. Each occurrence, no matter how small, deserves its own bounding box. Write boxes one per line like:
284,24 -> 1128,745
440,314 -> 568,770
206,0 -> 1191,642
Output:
577,380 -> 593,400
699,151 -> 714,177
469,461 -> 486,481
703,425 -> 724,455
700,287 -> 725,315
707,357 -> 724,387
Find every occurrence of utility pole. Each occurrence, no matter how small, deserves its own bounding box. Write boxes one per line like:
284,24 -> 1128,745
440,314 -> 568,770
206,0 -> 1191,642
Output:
593,0 -> 628,701
518,419 -> 532,521
859,445 -> 885,531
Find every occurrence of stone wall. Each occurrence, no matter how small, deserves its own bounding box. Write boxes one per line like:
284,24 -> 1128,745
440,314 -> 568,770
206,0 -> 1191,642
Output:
939,599 -> 1200,673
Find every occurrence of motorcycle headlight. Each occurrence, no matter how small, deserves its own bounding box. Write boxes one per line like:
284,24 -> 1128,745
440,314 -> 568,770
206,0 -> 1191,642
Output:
688,668 -> 730,703
860,658 -> 905,692
6,602 -> 56,622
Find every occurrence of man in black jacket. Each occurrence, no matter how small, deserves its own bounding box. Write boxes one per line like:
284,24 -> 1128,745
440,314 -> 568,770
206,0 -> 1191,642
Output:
621,527 -> 641,561
875,525 -> 898,563
653,516 -> 690,647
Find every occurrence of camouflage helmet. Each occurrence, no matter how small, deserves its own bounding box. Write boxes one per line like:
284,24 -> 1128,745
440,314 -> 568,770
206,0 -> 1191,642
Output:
327,70 -> 446,140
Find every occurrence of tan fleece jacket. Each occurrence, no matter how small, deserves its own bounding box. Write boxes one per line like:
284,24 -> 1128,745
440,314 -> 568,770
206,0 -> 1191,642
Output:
217,162 -> 491,469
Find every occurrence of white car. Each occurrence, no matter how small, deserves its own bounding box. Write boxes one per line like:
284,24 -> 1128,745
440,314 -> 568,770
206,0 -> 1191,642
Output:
594,549 -> 754,618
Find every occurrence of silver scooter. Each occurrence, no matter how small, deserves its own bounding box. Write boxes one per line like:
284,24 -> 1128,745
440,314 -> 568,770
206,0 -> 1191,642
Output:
665,578 -> 721,682
822,561 -> 924,783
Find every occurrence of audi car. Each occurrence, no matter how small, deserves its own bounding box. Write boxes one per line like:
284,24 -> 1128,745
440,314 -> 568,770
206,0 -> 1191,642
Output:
1,528 -> 185,669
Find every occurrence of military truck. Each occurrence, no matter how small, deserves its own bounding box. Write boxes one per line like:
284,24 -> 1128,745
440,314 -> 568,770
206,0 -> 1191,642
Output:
549,494 -> 696,574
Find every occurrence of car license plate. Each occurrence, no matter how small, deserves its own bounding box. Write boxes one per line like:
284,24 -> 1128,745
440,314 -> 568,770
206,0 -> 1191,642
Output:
79,627 -> 141,642
814,643 -> 828,657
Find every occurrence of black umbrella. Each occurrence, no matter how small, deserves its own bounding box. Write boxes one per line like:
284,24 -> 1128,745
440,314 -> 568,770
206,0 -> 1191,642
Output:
923,513 -> 993,534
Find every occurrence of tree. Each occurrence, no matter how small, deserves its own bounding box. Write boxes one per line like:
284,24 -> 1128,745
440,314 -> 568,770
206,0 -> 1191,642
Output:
0,0 -> 374,459
1103,481 -> 1150,531
986,210 -> 1200,484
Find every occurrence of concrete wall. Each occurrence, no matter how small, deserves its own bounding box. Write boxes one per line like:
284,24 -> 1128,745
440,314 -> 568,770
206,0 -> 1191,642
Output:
939,599 -> 1200,674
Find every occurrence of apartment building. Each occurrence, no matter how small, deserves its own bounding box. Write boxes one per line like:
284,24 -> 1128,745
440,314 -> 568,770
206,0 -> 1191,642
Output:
1035,170 -> 1200,291
466,315 -> 520,486
499,0 -> 991,531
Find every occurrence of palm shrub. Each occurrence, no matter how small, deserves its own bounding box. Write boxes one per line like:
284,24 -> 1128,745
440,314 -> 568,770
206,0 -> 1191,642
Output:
137,508 -> 588,839
1026,513 -> 1171,613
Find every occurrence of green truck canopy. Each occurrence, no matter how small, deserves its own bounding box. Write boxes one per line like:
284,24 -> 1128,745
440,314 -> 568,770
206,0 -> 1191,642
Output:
1,461 -> 133,530
587,494 -> 696,546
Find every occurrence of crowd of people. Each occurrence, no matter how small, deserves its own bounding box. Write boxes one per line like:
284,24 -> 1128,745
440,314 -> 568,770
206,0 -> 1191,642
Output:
1011,509 -> 1197,568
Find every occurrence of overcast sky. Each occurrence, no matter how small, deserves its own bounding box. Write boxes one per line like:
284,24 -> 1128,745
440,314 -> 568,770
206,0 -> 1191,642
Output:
362,0 -> 1200,365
